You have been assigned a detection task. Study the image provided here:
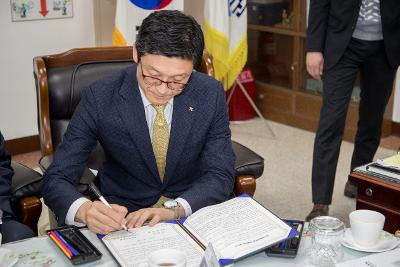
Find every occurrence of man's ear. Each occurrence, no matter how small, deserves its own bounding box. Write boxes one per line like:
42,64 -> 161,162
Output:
132,45 -> 138,63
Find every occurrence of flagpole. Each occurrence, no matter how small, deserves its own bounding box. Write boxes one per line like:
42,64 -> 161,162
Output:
226,83 -> 236,105
229,78 -> 276,139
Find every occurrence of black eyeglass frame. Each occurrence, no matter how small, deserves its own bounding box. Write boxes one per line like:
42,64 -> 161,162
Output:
139,63 -> 192,91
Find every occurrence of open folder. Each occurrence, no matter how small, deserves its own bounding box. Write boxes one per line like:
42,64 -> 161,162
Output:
99,195 -> 296,267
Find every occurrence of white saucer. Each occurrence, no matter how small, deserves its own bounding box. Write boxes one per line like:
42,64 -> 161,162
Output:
0,247 -> 18,267
342,228 -> 399,253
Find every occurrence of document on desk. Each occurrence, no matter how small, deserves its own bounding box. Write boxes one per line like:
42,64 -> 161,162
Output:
100,195 -> 296,267
335,248 -> 400,267
102,223 -> 204,267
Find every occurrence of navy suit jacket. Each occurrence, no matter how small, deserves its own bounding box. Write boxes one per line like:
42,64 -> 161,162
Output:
42,65 -> 235,224
307,0 -> 400,70
0,132 -> 14,218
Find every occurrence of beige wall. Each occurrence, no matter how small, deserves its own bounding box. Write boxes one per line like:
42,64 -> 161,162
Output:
93,0 -> 205,47
184,0 -> 205,27
0,0 -> 207,138
0,1 -> 95,139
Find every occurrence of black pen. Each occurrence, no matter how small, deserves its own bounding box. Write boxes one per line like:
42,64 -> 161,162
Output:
89,182 -> 128,231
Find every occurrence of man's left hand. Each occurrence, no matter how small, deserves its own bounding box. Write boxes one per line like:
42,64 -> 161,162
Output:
125,208 -> 175,228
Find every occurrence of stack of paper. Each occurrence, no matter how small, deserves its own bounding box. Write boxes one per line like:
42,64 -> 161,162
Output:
354,154 -> 400,184
377,154 -> 400,169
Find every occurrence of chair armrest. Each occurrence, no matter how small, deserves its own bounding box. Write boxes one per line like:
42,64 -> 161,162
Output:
18,196 -> 42,235
232,141 -> 264,178
39,155 -> 97,195
11,162 -> 42,196
232,141 -> 263,197
235,175 -> 256,197
10,162 -> 43,235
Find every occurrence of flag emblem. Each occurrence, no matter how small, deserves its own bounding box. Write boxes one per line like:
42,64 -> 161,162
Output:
112,0 -> 183,46
129,0 -> 173,10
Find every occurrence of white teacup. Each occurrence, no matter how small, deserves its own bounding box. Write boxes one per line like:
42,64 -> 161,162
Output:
349,209 -> 385,247
140,248 -> 186,267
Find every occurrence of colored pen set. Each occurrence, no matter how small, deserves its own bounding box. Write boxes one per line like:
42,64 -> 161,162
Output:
47,226 -> 102,265
48,230 -> 78,258
265,220 -> 304,258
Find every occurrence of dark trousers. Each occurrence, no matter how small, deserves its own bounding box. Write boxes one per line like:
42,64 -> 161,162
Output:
312,38 -> 396,204
0,219 -> 35,243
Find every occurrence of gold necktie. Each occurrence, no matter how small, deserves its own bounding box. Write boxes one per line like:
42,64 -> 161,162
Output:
152,104 -> 169,180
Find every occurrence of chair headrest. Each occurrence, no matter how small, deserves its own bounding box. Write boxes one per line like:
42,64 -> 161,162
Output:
48,60 -> 134,120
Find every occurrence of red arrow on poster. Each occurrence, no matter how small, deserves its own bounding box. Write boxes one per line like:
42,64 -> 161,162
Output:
39,0 -> 49,17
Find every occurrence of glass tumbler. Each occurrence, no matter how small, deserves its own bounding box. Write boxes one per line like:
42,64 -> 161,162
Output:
308,216 -> 345,266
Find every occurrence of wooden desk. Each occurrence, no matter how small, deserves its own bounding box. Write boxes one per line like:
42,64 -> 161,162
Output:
349,171 -> 400,234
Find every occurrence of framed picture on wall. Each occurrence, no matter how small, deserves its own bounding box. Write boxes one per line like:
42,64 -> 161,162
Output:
11,0 -> 73,22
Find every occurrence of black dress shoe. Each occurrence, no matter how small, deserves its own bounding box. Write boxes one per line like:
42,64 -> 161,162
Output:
305,204 -> 329,222
344,180 -> 357,198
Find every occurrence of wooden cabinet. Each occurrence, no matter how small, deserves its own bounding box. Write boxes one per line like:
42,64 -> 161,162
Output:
349,171 -> 400,234
247,0 -> 392,141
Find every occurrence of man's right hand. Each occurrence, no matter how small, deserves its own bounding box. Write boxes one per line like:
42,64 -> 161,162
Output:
306,52 -> 324,80
75,201 -> 128,234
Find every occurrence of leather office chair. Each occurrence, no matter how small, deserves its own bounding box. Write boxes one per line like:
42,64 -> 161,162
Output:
33,47 -> 264,199
9,161 -> 42,235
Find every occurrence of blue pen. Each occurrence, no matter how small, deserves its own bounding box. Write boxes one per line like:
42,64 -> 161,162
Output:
53,230 -> 79,256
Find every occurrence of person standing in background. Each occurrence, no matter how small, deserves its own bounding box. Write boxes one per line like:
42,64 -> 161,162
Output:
306,0 -> 400,221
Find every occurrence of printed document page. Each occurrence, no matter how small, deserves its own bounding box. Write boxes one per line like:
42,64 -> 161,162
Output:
102,223 -> 203,267
183,196 -> 292,260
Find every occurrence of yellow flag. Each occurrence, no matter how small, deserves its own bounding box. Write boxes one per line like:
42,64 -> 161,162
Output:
204,0 -> 247,90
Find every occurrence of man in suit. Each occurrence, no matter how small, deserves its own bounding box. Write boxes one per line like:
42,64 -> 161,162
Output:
306,0 -> 400,220
0,131 -> 35,243
42,10 -> 235,234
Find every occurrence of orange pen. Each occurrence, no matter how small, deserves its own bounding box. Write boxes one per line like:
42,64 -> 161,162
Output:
49,232 -> 72,258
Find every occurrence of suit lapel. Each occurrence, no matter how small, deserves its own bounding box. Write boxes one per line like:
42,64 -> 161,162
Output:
115,66 -> 160,181
164,88 -> 197,184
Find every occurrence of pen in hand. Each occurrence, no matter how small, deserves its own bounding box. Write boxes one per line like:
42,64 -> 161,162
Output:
88,182 -> 128,231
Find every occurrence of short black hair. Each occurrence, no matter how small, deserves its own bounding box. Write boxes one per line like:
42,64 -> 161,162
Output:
136,10 -> 204,69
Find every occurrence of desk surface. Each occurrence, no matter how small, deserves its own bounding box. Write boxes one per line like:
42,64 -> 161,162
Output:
2,227 -> 371,267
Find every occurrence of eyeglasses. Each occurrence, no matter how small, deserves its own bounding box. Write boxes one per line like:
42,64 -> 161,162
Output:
139,63 -> 191,91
